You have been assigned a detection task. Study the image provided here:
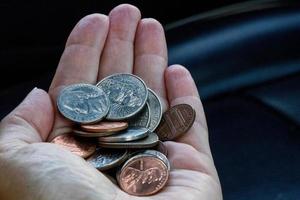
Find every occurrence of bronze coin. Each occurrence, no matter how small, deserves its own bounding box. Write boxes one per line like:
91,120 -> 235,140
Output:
81,121 -> 128,133
73,129 -> 118,137
156,104 -> 195,141
51,133 -> 96,158
98,132 -> 159,149
118,154 -> 169,196
153,141 -> 168,157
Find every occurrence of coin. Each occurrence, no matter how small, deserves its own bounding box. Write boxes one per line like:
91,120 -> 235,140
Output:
153,141 -> 168,157
147,89 -> 162,132
57,83 -> 110,124
73,129 -> 117,137
81,121 -> 128,133
97,73 -> 148,120
87,148 -> 128,171
156,104 -> 196,141
118,153 -> 169,196
128,103 -> 150,128
51,133 -> 96,158
98,132 -> 159,149
98,127 -> 149,143
142,150 -> 170,171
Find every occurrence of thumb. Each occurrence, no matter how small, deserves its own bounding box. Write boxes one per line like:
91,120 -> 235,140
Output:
0,88 -> 54,148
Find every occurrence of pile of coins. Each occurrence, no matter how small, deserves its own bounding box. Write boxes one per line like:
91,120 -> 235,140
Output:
51,73 -> 195,196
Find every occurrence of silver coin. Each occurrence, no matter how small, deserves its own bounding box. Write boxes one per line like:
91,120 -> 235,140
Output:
98,127 -> 149,143
128,103 -> 150,128
98,132 -> 159,149
57,83 -> 110,124
87,148 -> 128,171
97,73 -> 148,120
73,129 -> 117,137
147,89 -> 162,132
142,150 -> 170,171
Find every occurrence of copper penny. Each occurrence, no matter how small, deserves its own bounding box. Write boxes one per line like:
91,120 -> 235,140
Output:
51,133 -> 96,158
156,104 -> 195,141
118,154 -> 169,196
81,121 -> 128,133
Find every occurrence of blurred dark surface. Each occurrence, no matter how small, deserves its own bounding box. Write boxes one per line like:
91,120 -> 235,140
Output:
1,1 -> 300,199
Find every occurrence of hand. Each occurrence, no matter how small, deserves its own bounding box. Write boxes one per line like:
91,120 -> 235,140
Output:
0,4 -> 222,200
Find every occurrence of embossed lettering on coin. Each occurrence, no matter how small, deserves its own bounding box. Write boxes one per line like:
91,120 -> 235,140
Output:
128,103 -> 150,128
156,104 -> 195,141
97,74 -> 148,120
147,89 -> 162,132
51,133 -> 96,158
118,154 -> 169,196
57,83 -> 110,123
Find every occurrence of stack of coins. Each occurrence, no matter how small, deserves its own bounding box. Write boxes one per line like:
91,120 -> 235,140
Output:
52,73 -> 195,196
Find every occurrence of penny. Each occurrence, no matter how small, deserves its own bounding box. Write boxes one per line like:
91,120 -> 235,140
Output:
57,83 -> 110,124
81,121 -> 128,133
142,150 -> 170,171
51,133 -> 96,158
153,141 -> 168,157
98,127 -> 149,143
156,104 -> 196,141
73,129 -> 118,137
87,148 -> 128,171
98,132 -> 159,149
97,73 -> 148,120
147,89 -> 162,132
118,153 -> 169,196
128,103 -> 150,128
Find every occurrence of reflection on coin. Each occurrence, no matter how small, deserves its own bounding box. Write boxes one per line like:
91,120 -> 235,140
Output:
118,153 -> 169,196
51,133 -> 96,158
81,121 -> 128,133
147,89 -> 162,132
97,73 -> 148,120
98,132 -> 159,149
156,104 -> 196,141
128,103 -> 150,128
57,83 -> 110,124
73,129 -> 117,137
87,148 -> 128,171
142,150 -> 170,171
98,127 -> 149,143
153,141 -> 168,157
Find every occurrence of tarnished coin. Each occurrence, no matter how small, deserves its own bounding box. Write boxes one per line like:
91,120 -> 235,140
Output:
153,141 -> 168,157
98,132 -> 159,149
118,153 -> 169,196
87,148 -> 128,171
97,73 -> 148,120
57,83 -> 110,124
73,129 -> 117,137
98,127 -> 149,143
128,103 -> 150,128
81,121 -> 128,133
156,104 -> 196,141
147,89 -> 162,132
142,150 -> 170,171
51,133 -> 96,158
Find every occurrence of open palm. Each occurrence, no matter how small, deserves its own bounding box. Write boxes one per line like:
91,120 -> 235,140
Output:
0,4 -> 222,200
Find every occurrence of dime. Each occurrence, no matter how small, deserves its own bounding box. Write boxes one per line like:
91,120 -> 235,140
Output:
51,133 -> 96,158
147,89 -> 162,132
57,83 -> 110,124
97,73 -> 148,120
128,103 -> 150,128
118,153 -> 169,196
87,148 -> 128,171
81,121 -> 128,133
156,104 -> 196,141
98,127 -> 149,143
98,132 -> 159,149
153,141 -> 168,157
73,129 -> 117,137
142,150 -> 170,171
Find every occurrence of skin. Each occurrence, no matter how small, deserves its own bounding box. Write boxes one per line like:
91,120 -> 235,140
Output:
0,4 -> 222,200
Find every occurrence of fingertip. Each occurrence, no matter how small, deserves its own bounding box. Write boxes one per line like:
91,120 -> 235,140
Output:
109,4 -> 141,20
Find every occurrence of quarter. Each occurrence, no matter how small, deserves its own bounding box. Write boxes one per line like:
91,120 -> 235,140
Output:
147,89 -> 162,132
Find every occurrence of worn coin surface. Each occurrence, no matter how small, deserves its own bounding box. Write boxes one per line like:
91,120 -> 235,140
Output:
98,132 -> 159,149
142,150 -> 170,171
118,153 -> 169,196
97,73 -> 148,120
57,83 -> 110,124
147,89 -> 162,132
73,129 -> 117,137
98,127 -> 149,143
128,103 -> 150,128
87,148 -> 128,171
51,133 -> 96,158
156,104 -> 196,141
81,121 -> 128,133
